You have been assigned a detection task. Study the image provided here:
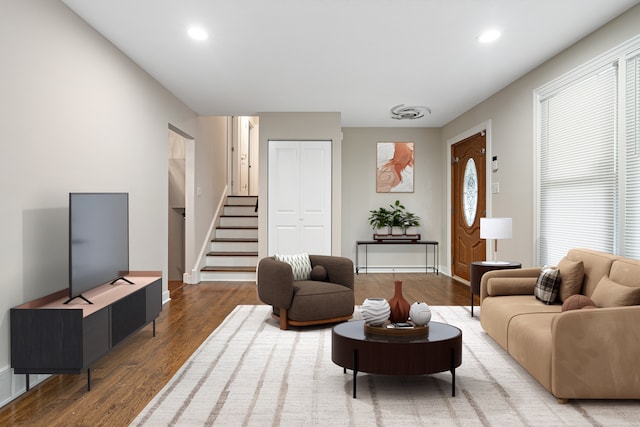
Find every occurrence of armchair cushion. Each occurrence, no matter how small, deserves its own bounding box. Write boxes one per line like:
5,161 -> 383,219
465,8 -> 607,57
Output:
310,265 -> 328,281
274,253 -> 312,280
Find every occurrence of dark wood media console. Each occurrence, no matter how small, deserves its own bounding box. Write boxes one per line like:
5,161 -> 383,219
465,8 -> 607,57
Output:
10,272 -> 162,391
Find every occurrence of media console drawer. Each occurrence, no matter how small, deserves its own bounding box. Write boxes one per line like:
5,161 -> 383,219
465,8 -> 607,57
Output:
10,273 -> 162,390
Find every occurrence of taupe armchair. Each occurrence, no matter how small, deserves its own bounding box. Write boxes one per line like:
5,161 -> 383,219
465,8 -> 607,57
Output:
257,255 -> 355,330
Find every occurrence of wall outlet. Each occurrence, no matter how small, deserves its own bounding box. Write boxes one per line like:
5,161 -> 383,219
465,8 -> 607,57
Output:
492,182 -> 500,193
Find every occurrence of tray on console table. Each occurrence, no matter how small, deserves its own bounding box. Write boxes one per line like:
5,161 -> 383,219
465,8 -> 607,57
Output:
373,233 -> 421,242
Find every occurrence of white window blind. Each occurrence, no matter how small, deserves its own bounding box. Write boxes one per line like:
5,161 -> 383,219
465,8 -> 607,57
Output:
625,52 -> 640,258
538,64 -> 617,266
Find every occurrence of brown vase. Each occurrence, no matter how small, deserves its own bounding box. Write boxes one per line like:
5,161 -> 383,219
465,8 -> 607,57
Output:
388,280 -> 410,322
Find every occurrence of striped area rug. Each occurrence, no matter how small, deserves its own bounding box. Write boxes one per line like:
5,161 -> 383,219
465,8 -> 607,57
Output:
132,305 -> 638,426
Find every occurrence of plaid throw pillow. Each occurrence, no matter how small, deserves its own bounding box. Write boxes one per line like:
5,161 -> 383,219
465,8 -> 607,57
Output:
274,253 -> 312,281
534,267 -> 562,304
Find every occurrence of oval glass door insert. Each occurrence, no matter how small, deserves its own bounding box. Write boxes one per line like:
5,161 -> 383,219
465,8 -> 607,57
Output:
463,158 -> 478,226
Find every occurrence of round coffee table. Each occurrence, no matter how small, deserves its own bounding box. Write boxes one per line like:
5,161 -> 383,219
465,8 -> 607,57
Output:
332,320 -> 462,398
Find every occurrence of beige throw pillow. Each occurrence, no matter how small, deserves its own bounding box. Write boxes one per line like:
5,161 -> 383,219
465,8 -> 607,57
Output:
557,257 -> 585,302
590,276 -> 640,307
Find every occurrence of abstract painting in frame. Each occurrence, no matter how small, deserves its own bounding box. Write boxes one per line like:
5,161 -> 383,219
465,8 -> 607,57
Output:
376,141 -> 414,193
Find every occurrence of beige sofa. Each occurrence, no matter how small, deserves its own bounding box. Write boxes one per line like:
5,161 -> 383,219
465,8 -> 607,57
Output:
480,248 -> 640,402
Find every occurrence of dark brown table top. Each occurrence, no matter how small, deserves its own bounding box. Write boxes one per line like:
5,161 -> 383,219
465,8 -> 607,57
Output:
332,320 -> 462,376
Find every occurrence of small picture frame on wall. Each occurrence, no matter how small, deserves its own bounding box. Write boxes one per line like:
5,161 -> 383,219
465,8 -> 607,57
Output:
376,141 -> 414,193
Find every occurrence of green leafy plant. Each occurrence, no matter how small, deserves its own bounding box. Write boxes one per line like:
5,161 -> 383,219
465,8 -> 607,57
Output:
368,200 -> 420,232
368,206 -> 392,230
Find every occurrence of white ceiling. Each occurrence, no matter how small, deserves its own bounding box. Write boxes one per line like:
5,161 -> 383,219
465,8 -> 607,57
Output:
61,0 -> 639,127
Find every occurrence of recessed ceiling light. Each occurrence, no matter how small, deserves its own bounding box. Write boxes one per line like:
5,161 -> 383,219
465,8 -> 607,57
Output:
478,29 -> 501,44
188,27 -> 209,41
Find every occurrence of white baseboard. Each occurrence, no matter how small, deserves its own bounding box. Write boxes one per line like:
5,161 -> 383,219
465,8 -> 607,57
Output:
356,266 -> 443,274
0,365 -> 49,408
162,290 -> 171,305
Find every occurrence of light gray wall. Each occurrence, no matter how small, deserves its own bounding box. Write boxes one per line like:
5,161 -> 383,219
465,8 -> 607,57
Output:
0,0 -> 223,404
257,112 -> 343,258
441,4 -> 640,268
341,128 -> 443,271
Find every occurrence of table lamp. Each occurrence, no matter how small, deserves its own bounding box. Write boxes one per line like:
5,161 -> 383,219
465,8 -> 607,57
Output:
480,217 -> 512,265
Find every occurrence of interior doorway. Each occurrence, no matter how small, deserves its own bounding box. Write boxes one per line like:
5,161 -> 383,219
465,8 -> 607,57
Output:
168,126 -> 194,290
231,116 -> 259,196
451,131 -> 487,281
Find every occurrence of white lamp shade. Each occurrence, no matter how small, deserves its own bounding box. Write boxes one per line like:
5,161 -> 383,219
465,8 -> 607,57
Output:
480,217 -> 512,240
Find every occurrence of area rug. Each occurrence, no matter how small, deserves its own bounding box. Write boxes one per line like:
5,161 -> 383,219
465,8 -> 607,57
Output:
132,305 -> 639,426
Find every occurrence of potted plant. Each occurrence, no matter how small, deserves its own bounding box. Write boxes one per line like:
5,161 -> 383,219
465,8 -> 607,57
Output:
369,200 -> 421,237
389,200 -> 406,235
368,206 -> 392,235
402,211 -> 421,235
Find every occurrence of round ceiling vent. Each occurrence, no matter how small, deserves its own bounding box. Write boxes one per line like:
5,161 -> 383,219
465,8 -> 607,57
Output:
390,104 -> 431,120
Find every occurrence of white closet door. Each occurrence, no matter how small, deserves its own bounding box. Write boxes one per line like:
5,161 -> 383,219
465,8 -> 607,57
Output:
268,140 -> 332,255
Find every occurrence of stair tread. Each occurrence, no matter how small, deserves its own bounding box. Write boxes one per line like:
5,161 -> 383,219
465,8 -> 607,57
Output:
207,252 -> 258,257
201,266 -> 257,272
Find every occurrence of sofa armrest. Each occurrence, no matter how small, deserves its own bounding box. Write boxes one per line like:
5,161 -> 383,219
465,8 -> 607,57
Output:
256,257 -> 294,309
309,255 -> 354,290
551,306 -> 640,399
480,267 -> 541,302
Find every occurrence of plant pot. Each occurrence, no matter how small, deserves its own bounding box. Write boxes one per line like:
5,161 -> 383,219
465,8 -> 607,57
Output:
404,226 -> 418,235
391,226 -> 404,235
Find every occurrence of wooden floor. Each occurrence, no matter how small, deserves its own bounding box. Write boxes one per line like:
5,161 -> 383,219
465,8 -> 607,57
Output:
0,273 -> 471,426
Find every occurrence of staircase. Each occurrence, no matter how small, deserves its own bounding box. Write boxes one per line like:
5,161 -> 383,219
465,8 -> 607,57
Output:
200,195 -> 258,282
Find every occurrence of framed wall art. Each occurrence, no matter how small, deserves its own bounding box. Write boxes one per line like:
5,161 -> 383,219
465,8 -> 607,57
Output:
376,141 -> 414,193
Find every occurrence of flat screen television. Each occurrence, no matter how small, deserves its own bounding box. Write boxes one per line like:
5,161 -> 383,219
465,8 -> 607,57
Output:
67,192 -> 131,304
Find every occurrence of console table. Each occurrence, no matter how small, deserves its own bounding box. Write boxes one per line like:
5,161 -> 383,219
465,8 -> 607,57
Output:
10,272 -> 162,391
470,261 -> 521,317
355,240 -> 438,274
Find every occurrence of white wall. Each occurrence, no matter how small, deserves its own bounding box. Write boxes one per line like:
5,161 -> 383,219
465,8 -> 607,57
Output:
341,128 -> 443,271
441,4 -> 640,268
0,0 -> 223,405
257,112 -> 343,258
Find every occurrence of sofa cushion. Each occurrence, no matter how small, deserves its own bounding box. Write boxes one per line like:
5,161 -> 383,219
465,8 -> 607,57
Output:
275,253 -> 312,281
591,276 -> 640,307
557,257 -> 584,302
561,294 -> 596,311
534,267 -> 561,304
480,295 -> 561,351
566,248 -> 619,298
507,313 -> 555,392
608,257 -> 640,287
486,277 -> 537,297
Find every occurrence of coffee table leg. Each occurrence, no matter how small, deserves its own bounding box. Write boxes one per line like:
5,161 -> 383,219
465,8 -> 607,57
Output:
450,349 -> 456,397
353,349 -> 358,399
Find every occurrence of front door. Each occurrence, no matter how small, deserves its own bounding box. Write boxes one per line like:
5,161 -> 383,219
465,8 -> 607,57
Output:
451,132 -> 486,281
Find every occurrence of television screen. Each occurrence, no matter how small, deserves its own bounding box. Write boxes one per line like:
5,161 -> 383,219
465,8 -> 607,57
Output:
69,193 -> 129,301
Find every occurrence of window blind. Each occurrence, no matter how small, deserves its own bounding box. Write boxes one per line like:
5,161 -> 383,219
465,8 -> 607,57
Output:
538,64 -> 617,266
625,52 -> 640,258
